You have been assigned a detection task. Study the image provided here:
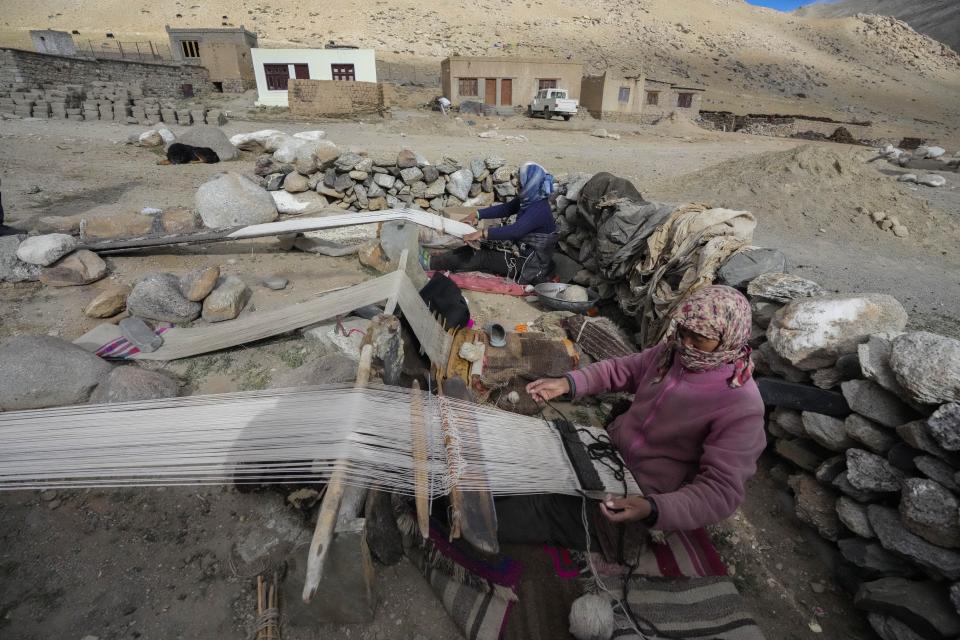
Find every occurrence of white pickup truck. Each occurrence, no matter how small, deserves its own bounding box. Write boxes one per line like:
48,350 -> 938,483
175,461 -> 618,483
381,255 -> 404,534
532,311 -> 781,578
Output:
529,88 -> 578,121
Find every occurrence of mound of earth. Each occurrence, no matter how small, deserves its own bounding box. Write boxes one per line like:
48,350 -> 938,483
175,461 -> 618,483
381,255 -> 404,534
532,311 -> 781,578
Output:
648,143 -> 954,250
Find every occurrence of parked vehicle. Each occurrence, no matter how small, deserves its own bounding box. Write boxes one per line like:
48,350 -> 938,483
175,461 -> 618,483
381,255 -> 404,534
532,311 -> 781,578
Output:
528,88 -> 578,121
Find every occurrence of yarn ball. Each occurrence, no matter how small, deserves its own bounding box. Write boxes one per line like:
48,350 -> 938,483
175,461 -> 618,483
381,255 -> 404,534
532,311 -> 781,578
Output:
559,284 -> 589,303
568,593 -> 615,640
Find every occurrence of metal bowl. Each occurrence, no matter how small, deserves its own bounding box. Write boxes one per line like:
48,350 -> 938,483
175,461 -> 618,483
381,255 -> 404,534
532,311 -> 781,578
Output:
533,283 -> 599,314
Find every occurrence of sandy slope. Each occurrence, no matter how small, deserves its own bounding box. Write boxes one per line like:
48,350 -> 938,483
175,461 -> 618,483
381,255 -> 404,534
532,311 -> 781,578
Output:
2,0 -> 959,142
798,0 -> 960,53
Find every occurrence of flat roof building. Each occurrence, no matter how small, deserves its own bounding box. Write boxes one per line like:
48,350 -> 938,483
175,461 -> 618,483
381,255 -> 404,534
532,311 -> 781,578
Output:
441,56 -> 583,110
166,25 -> 258,92
250,48 -> 377,107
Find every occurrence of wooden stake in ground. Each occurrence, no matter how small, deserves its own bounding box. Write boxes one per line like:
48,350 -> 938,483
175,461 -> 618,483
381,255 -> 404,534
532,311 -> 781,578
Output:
302,344 -> 373,602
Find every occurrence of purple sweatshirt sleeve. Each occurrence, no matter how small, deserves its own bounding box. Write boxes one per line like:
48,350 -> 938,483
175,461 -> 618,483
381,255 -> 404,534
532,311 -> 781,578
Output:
647,402 -> 766,531
566,349 -> 657,398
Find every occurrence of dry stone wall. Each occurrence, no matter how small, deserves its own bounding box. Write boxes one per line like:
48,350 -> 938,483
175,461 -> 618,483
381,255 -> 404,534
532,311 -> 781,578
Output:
287,79 -> 384,118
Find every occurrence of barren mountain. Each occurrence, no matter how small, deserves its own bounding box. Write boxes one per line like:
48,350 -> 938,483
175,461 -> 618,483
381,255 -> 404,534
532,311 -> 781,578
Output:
3,0 -> 959,142
798,0 -> 960,53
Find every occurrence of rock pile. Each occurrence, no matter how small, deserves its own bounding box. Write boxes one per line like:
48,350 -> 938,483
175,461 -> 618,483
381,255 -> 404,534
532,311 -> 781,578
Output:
876,143 -> 956,188
127,266 -> 250,324
213,130 -> 518,220
746,271 -> 960,637
0,233 -> 108,285
0,81 -> 225,126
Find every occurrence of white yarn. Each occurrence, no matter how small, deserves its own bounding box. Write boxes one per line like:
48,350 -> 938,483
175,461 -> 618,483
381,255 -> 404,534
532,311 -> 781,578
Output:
569,593 -> 615,640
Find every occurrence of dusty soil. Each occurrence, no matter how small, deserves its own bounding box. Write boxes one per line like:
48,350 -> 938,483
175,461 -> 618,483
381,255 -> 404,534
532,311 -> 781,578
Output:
0,111 -> 955,639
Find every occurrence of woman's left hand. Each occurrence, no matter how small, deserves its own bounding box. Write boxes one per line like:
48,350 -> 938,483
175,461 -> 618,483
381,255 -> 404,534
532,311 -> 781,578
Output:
600,496 -> 651,523
463,231 -> 483,242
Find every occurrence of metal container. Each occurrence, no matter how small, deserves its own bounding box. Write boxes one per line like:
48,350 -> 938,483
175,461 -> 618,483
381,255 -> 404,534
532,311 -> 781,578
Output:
533,283 -> 599,314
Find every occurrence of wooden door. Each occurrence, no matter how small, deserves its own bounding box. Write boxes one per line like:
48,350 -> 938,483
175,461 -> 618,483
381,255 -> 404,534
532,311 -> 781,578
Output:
500,79 -> 512,106
484,78 -> 497,106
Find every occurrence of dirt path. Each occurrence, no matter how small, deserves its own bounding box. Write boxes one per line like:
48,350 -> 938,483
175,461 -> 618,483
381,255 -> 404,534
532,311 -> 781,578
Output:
0,113 -> 951,639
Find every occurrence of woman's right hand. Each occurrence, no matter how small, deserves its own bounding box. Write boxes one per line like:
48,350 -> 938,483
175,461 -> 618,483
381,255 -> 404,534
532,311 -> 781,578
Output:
526,377 -> 570,403
463,209 -> 479,225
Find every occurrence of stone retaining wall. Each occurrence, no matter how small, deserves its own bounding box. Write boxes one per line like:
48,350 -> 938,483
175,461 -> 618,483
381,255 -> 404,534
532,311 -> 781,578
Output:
0,47 -> 211,98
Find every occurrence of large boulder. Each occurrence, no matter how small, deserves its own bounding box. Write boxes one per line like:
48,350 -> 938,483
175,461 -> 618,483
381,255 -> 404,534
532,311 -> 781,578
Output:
89,366 -> 179,403
841,379 -> 916,428
899,478 -> 960,548
177,125 -> 239,161
40,250 -> 108,286
229,129 -> 286,151
127,273 -> 201,323
767,293 -> 907,370
889,332 -> 960,405
293,140 -> 339,174
0,235 -> 40,283
15,233 -> 78,266
195,173 -> 278,229
0,336 -> 112,410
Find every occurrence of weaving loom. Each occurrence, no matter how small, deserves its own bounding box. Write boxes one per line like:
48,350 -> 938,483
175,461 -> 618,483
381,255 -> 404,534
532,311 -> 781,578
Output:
0,384 -> 639,498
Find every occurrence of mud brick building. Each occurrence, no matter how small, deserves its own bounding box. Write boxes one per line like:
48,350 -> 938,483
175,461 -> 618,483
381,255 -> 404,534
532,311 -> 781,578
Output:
166,25 -> 258,92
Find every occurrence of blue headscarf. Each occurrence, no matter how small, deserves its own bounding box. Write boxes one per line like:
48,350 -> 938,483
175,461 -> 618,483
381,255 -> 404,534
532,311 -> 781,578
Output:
518,162 -> 554,207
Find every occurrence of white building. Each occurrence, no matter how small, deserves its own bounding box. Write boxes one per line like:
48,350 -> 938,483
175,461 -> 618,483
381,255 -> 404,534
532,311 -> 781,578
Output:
250,48 -> 378,107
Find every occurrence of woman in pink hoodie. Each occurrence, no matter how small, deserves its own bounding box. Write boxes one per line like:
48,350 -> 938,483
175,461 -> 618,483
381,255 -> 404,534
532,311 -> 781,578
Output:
496,285 -> 765,547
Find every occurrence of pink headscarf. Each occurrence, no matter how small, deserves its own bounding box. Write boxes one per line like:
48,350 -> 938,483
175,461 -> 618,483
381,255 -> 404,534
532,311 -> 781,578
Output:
655,285 -> 755,388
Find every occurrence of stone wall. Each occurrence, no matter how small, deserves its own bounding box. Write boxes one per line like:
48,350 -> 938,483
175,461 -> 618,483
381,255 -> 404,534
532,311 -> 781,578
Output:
287,79 -> 384,117
700,110 -> 875,140
0,47 -> 212,98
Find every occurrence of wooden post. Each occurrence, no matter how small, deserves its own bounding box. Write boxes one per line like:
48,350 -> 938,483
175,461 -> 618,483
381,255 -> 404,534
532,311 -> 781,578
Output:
302,344 -> 372,602
410,379 -> 430,538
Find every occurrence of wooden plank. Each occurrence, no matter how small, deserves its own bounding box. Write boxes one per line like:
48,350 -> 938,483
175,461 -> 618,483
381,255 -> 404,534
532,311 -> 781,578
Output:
409,379 -> 430,538
440,378 -> 499,554
395,274 -> 452,367
302,344 -> 373,603
81,209 -> 476,254
383,249 -> 407,316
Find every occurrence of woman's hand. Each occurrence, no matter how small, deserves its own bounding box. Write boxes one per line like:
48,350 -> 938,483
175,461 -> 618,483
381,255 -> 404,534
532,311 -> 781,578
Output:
463,230 -> 483,242
526,377 -> 570,403
463,210 -> 479,225
600,496 -> 652,523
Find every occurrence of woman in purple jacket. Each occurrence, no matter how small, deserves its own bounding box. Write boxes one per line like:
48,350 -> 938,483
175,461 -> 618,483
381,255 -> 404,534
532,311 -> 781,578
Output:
428,161 -> 558,284
498,285 -> 766,547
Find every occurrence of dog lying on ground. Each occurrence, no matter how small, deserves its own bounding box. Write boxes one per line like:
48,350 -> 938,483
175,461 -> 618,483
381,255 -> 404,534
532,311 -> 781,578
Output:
158,143 -> 220,165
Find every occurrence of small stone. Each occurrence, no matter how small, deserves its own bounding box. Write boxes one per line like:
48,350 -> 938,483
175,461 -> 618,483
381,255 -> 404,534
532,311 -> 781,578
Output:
897,174 -> 918,183
858,335 -> 909,397
890,332 -> 960,406
446,169 -> 474,201
832,470 -> 883,502
396,149 -> 418,168
128,273 -> 201,324
333,172 -> 355,194
90,366 -> 179,403
900,478 -> 960,548
847,448 -> 904,493
262,276 -> 288,291
839,539 -> 916,578
179,266 -> 220,302
842,379 -> 916,428
836,496 -> 874,538
349,170 -> 368,181
772,407 -> 806,437
844,414 -> 896,454
160,208 -> 200,233
421,165 -> 439,184
802,412 -> 853,451
855,577 -> 960,639
15,233 -> 78,266
283,172 -> 310,193
897,420 -> 960,465
774,438 -> 826,472
918,174 -> 947,187
202,276 -> 251,322
815,455 -> 846,484
485,156 -> 506,170
892,225 -> 909,238
810,582 -> 825,594
747,272 -> 824,303
788,473 -> 841,541
48,499 -> 61,510
373,173 -> 396,190
868,505 -> 960,579
811,366 -> 843,389
915,456 -> 960,492
40,250 -> 108,286
399,167 -> 424,185
118,316 -> 163,353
